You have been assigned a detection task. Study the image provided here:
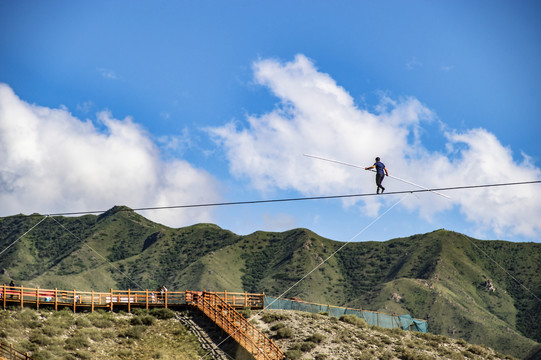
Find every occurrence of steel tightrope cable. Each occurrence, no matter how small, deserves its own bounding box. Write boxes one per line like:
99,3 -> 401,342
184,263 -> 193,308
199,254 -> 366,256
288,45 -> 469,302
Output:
25,180 -> 540,217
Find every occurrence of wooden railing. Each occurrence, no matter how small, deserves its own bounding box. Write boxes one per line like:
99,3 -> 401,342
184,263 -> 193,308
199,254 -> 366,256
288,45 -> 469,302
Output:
0,342 -> 31,360
187,291 -> 285,360
0,285 -> 263,312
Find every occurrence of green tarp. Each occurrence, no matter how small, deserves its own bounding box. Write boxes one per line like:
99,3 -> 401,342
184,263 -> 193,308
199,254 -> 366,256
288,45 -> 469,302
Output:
264,296 -> 427,333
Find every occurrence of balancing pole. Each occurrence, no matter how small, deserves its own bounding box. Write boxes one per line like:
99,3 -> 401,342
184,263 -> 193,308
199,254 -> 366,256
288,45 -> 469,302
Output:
303,154 -> 451,199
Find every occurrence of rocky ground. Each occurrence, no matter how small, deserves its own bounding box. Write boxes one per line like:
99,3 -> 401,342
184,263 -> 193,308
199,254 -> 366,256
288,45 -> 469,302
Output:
248,310 -> 516,360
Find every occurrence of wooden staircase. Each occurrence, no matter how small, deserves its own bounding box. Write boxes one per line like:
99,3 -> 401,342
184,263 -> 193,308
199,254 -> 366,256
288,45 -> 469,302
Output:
0,342 -> 31,360
186,291 -> 285,360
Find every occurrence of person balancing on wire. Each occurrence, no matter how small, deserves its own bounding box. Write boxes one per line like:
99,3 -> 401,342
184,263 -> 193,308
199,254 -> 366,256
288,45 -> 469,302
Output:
365,157 -> 389,194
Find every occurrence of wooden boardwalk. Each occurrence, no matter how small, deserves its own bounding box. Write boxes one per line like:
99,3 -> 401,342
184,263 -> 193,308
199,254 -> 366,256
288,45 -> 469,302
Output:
1,285 -> 284,360
1,285 -> 263,312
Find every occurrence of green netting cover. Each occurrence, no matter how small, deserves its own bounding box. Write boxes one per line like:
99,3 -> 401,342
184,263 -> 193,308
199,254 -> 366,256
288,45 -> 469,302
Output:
264,296 -> 427,333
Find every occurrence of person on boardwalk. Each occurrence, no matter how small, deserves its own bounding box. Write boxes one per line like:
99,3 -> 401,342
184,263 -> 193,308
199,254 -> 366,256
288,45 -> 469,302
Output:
365,157 -> 389,194
9,280 -> 15,299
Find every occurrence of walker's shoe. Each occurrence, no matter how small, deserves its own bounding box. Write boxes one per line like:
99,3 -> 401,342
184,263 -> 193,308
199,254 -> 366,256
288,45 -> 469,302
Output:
377,189 -> 380,194
381,187 -> 385,193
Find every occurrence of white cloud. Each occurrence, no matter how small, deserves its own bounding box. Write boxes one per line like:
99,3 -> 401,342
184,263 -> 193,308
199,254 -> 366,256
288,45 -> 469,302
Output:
0,83 -> 220,227
97,68 -> 118,79
156,128 -> 192,158
441,65 -> 454,72
406,56 -> 422,70
76,100 -> 93,114
209,55 -> 541,239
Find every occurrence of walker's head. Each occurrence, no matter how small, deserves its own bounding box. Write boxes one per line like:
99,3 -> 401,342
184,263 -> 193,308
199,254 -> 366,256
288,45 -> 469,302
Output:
375,157 -> 380,161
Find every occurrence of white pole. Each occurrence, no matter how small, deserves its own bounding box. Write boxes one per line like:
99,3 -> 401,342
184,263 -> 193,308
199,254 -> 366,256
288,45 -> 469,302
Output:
303,154 -> 451,199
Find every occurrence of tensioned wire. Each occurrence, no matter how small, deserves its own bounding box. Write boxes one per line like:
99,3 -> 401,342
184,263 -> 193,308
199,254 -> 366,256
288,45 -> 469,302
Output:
2,180 -> 539,261
0,215 -> 49,256
458,232 -> 541,303
200,193 -> 412,360
30,180 -> 541,216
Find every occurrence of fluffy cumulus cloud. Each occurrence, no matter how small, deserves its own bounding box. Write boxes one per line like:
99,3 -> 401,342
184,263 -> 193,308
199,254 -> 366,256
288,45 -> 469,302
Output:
0,83 -> 220,227
209,55 -> 541,239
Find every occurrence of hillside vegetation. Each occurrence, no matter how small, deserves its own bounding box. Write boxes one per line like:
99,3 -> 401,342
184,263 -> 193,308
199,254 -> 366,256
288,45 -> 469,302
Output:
0,307 -> 204,359
0,306 -> 518,360
1,207 -> 540,358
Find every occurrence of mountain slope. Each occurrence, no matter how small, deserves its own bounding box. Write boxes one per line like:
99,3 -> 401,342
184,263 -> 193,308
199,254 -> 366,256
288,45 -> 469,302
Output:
1,208 -> 540,358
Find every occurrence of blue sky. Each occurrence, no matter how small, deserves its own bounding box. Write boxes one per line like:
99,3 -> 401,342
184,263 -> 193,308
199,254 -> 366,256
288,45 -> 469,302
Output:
1,1 -> 540,243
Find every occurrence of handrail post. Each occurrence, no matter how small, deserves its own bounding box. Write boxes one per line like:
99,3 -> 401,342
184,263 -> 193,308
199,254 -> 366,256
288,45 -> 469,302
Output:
110,289 -> 114,311
244,291 -> 248,307
164,290 -> 168,309
146,289 -> 149,309
2,284 -> 6,310
73,289 -> 77,313
20,285 -> 23,309
128,289 -> 131,312
54,288 -> 58,311
91,290 -> 95,312
36,286 -> 39,310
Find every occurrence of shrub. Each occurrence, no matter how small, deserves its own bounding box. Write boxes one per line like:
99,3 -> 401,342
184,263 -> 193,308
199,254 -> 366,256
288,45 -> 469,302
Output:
47,311 -> 75,329
87,311 -> 113,328
150,308 -> 175,319
41,325 -> 63,337
141,315 -> 155,326
261,312 -> 289,323
275,327 -> 293,339
89,316 -> 112,328
339,314 -> 367,328
15,309 -> 41,329
132,308 -> 150,316
300,341 -> 317,352
30,349 -> 54,360
456,338 -> 468,346
29,331 -> 52,346
64,334 -> 91,350
74,350 -> 93,360
467,345 -> 487,356
315,355 -> 328,360
79,328 -> 103,341
122,325 -> 146,339
306,332 -> 325,344
270,323 -> 286,331
75,317 -> 92,328
285,349 -> 303,360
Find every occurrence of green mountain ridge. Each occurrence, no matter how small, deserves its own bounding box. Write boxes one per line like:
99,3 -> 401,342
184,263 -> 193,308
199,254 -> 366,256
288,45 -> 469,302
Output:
0,206 -> 540,358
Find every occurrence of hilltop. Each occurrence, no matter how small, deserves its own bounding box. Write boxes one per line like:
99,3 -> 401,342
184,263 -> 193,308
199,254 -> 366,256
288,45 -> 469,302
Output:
1,207 -> 540,358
